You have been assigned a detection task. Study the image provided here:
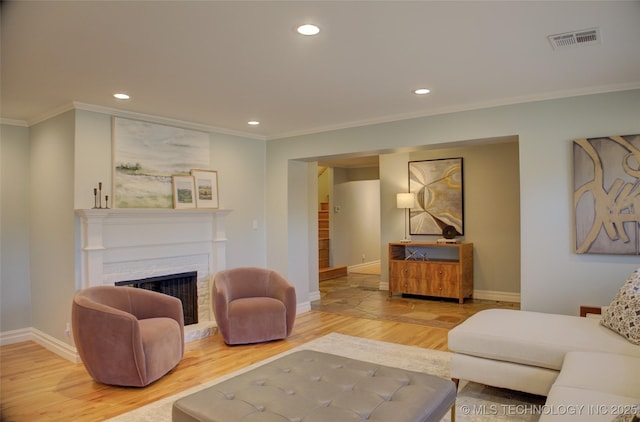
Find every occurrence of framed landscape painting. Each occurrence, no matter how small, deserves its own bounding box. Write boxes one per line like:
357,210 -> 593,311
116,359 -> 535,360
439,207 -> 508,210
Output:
112,117 -> 210,208
409,158 -> 464,236
191,169 -> 219,209
172,175 -> 196,209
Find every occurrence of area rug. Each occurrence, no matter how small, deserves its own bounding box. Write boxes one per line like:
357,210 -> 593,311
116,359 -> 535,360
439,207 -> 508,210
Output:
107,333 -> 543,422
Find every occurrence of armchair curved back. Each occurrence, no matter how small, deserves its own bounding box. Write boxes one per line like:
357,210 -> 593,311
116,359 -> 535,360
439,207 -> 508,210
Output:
72,286 -> 184,387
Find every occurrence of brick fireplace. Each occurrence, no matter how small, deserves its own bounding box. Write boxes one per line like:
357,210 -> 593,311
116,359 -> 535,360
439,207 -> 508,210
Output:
75,208 -> 230,342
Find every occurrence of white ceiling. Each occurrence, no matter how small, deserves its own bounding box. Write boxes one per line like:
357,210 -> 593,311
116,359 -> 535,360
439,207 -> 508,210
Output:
2,1 -> 640,140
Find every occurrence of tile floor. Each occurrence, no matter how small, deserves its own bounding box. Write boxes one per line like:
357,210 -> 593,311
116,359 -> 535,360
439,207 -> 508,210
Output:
311,272 -> 520,329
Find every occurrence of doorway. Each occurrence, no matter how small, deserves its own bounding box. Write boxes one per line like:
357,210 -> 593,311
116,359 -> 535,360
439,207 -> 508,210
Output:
317,158 -> 381,281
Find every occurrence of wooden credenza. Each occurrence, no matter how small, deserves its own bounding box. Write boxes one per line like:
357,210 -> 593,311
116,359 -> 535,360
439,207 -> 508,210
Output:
388,242 -> 473,303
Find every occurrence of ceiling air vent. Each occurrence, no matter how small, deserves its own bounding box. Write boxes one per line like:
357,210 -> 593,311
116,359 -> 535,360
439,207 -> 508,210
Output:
548,27 -> 601,50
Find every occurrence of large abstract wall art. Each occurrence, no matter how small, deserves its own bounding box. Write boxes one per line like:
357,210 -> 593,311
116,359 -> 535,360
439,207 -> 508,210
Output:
409,158 -> 464,236
574,134 -> 640,255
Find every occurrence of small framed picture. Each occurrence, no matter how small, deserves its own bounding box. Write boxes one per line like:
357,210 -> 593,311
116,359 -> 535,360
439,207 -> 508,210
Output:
191,169 -> 219,209
172,175 -> 196,209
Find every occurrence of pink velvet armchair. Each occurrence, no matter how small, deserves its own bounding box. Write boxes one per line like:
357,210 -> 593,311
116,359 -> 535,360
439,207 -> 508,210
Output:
72,286 -> 184,387
213,267 -> 296,345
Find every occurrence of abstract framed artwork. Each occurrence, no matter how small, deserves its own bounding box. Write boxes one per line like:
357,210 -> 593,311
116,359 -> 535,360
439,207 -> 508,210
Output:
112,117 -> 210,208
409,158 -> 464,236
191,169 -> 219,209
574,134 -> 640,255
172,175 -> 196,209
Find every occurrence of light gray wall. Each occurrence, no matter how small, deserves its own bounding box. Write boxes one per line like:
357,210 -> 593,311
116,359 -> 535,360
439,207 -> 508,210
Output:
306,162 -> 319,298
211,132 -> 268,268
1,124 -> 32,332
332,178 -> 381,266
379,152 -> 411,284
286,159 -> 314,304
29,111 -> 77,343
74,110 -> 112,210
266,89 -> 640,316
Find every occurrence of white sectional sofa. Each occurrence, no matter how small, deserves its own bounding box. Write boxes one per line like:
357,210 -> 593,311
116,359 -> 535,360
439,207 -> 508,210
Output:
448,267 -> 640,420
448,309 -> 640,421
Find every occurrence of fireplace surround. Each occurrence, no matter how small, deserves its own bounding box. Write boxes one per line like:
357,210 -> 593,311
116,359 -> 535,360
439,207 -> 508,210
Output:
76,208 -> 230,342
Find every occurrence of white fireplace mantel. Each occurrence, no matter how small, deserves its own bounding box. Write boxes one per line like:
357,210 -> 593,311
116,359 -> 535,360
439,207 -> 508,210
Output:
76,208 -> 231,287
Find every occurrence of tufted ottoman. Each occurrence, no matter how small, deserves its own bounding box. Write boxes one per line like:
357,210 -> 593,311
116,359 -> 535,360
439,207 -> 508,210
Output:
172,350 -> 456,422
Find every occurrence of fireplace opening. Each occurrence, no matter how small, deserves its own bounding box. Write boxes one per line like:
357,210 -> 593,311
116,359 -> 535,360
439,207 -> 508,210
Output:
116,271 -> 198,325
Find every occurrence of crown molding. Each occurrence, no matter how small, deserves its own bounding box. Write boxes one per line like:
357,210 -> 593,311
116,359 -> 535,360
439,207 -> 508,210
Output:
17,102 -> 267,141
9,83 -> 640,140
266,83 -> 640,140
73,102 -> 267,141
0,118 -> 29,127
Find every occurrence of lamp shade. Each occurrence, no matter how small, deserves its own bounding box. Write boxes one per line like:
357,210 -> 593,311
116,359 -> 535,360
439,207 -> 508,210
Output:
396,192 -> 415,209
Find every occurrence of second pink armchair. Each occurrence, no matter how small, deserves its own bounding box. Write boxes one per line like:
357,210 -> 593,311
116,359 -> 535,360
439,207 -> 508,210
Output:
213,267 -> 296,345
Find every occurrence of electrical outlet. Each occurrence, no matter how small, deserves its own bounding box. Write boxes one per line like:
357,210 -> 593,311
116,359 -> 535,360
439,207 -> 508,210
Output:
64,322 -> 71,337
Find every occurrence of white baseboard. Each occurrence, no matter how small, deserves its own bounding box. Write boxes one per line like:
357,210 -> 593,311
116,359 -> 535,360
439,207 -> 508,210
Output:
473,289 -> 521,303
308,290 -> 321,302
1,327 -> 81,363
380,284 -> 520,303
31,328 -> 81,363
0,327 -> 32,346
348,260 -> 381,272
297,300 -> 312,315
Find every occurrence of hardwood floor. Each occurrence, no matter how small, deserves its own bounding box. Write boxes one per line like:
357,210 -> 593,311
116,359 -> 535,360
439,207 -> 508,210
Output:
1,274 -> 519,421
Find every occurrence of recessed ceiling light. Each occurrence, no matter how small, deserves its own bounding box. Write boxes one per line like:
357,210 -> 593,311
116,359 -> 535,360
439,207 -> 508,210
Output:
248,121 -> 260,126
113,93 -> 130,100
297,24 -> 320,36
413,88 -> 431,95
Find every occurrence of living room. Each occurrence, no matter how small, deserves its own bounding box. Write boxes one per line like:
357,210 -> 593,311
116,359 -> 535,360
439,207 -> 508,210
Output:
1,1 -> 639,420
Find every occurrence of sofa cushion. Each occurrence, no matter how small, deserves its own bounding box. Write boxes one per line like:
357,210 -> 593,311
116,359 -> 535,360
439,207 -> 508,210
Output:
540,387 -> 640,422
601,267 -> 640,345
552,351 -> 640,398
540,352 -> 640,422
448,309 -> 640,371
